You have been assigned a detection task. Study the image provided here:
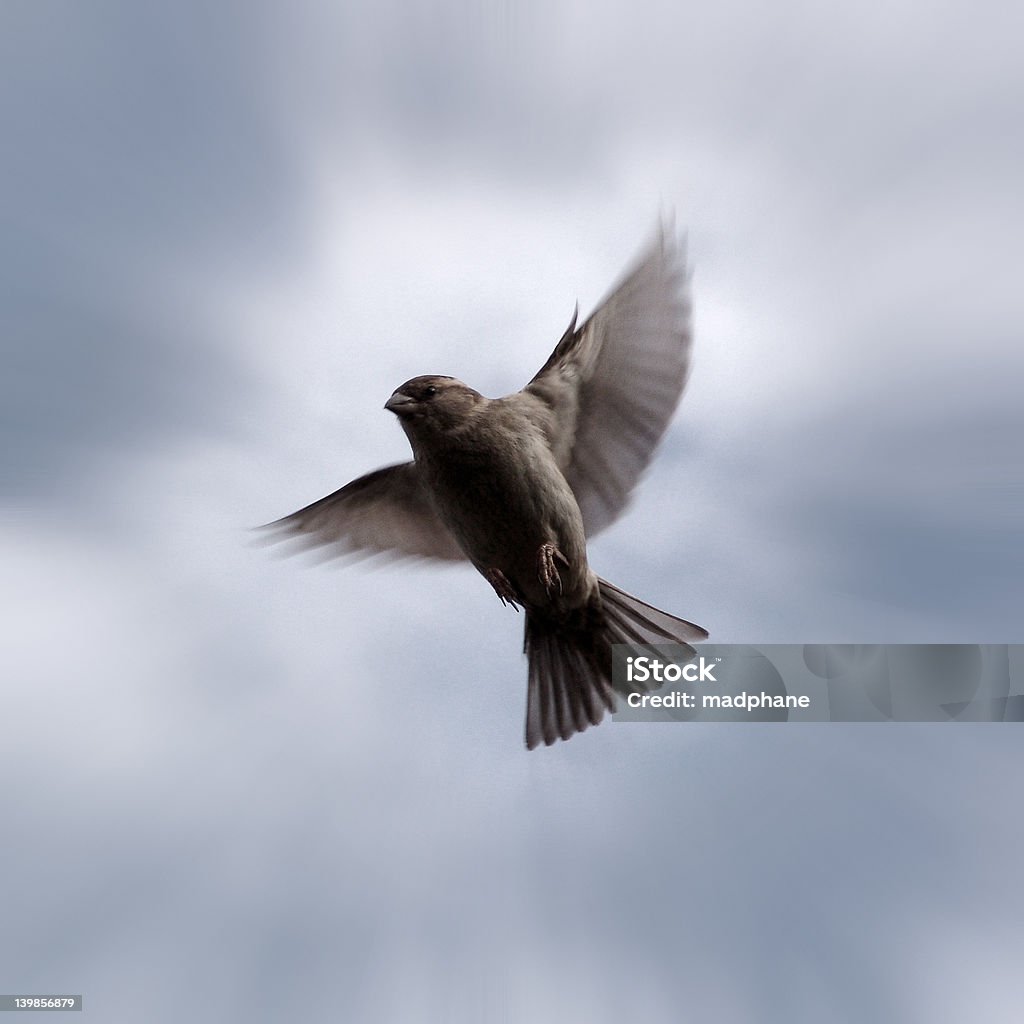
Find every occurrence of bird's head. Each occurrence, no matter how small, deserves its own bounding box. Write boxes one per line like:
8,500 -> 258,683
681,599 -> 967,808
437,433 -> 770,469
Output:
385,375 -> 484,442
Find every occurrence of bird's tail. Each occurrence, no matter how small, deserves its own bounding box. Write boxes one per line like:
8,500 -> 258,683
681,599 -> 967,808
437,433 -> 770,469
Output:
523,578 -> 707,750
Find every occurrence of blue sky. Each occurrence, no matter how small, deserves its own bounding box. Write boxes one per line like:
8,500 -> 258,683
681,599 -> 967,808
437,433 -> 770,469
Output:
2,2 -> 1022,1021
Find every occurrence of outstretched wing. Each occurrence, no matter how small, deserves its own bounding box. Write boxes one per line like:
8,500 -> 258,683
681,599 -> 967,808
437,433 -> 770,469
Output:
524,226 -> 693,536
259,462 -> 465,562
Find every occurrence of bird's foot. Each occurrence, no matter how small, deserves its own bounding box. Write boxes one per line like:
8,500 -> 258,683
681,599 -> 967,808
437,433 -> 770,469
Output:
537,543 -> 570,598
485,568 -> 520,611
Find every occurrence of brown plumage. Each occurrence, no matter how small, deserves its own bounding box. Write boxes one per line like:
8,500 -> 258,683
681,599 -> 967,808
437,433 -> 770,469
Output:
262,226 -> 708,749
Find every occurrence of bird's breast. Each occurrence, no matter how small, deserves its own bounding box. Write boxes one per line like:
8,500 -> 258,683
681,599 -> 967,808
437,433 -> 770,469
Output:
417,430 -> 591,609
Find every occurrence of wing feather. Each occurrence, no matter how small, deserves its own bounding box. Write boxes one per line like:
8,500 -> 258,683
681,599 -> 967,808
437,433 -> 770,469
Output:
259,462 -> 465,562
525,225 -> 693,536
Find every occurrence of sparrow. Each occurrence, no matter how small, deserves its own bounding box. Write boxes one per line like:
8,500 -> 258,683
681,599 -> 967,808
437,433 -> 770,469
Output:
262,226 -> 708,749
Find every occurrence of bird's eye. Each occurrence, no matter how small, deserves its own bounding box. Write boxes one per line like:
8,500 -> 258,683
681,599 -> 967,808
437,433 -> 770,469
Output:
423,385 -> 438,398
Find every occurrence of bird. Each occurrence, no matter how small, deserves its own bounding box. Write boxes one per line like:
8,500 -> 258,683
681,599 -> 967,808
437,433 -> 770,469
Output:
261,225 -> 708,749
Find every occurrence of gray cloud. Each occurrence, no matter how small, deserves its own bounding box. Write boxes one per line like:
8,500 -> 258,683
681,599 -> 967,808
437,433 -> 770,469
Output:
1,1 -> 1022,1021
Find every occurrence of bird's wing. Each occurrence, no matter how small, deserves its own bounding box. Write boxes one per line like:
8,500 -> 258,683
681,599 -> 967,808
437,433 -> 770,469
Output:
523,225 -> 693,536
258,462 -> 466,562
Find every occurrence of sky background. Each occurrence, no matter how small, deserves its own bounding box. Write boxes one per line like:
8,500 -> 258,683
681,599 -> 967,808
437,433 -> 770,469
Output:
2,2 -> 1022,1021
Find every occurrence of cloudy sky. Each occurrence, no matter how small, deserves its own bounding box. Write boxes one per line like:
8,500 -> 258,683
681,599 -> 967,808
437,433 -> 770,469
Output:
2,2 -> 1022,1021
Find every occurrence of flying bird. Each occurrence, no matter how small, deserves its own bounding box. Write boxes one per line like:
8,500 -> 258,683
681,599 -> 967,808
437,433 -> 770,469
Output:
263,226 -> 708,749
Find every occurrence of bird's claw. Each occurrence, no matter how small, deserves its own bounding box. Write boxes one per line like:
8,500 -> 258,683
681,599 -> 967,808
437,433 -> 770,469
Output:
537,543 -> 569,597
486,568 -> 520,611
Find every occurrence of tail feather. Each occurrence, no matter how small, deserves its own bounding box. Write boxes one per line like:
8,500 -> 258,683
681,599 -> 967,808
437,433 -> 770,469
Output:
523,579 -> 707,749
525,627 -> 613,748
550,636 -> 599,739
599,578 -> 708,644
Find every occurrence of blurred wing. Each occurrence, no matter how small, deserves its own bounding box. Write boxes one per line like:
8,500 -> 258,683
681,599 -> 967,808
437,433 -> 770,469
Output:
258,462 -> 466,562
524,225 -> 692,536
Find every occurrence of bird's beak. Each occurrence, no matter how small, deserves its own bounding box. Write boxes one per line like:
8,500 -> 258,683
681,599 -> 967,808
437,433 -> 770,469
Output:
385,392 -> 415,415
